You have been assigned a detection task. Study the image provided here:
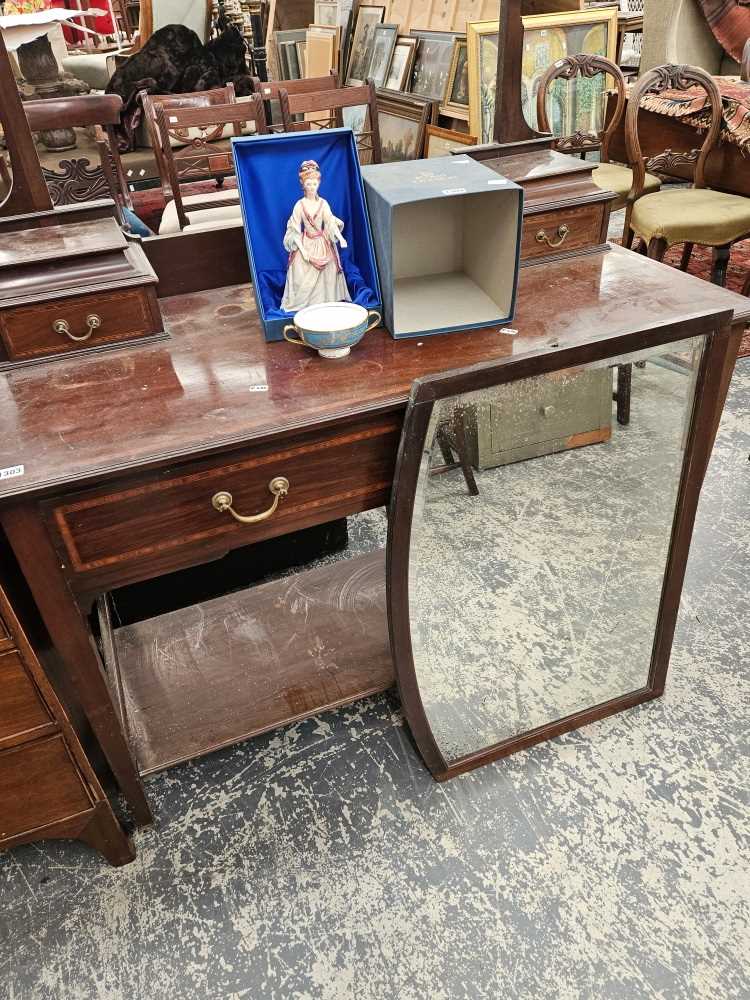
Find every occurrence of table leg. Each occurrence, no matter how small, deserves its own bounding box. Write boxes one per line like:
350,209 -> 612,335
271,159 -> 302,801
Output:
1,505 -> 153,827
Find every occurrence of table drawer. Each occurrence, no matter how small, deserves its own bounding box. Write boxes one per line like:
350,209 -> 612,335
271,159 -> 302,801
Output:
47,416 -> 401,589
522,201 -> 606,260
0,735 -> 93,841
0,287 -> 160,362
0,649 -> 54,748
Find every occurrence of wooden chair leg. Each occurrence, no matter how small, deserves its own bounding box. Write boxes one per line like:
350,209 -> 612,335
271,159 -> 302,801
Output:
615,364 -> 632,426
679,243 -> 694,271
711,244 -> 731,286
742,271 -> 750,297
452,416 -> 479,497
623,226 -> 635,250
647,237 -> 668,262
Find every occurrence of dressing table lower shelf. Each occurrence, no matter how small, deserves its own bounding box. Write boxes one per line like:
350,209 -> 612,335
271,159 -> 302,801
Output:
103,550 -> 392,776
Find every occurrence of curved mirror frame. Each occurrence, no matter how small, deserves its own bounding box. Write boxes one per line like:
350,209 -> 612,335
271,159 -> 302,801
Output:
387,310 -> 734,781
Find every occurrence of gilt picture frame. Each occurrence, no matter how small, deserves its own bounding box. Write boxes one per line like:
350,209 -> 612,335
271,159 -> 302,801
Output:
424,124 -> 477,157
439,36 -> 469,120
467,9 -> 618,144
409,29 -> 462,102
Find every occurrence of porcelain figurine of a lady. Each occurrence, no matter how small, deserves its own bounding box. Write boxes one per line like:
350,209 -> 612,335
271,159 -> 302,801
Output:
281,159 -> 352,313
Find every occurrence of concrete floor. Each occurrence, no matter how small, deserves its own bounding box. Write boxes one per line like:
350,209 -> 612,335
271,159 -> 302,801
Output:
0,352 -> 748,998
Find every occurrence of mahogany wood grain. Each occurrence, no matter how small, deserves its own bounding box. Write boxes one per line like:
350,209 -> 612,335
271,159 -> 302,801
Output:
0,612 -> 11,651
0,735 -> 93,839
1,286 -> 159,361
0,649 -> 55,749
107,550 -> 392,774
0,571 -> 135,863
0,247 -> 747,506
46,414 -> 400,594
521,200 -> 607,261
0,506 -> 153,827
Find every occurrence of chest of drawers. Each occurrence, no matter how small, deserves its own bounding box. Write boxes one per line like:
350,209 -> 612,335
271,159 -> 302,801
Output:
0,218 -> 165,367
0,573 -> 134,864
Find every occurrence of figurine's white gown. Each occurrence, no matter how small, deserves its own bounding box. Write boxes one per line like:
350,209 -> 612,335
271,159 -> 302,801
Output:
281,197 -> 352,313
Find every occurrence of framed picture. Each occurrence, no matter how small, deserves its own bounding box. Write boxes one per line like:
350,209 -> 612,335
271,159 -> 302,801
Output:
439,37 -> 469,120
296,40 -> 307,77
377,91 -> 432,162
305,28 -> 337,78
522,8 -> 618,134
409,30 -> 462,102
384,35 -> 417,91
467,9 -> 618,144
466,20 -> 499,144
366,23 -> 399,88
281,40 -> 301,80
424,124 -> 477,157
315,0 -> 339,26
346,4 -> 385,85
274,29 -> 307,81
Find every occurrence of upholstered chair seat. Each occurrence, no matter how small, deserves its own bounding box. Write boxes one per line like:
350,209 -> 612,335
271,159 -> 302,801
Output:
158,189 -> 241,234
630,187 -> 750,246
593,162 -> 661,211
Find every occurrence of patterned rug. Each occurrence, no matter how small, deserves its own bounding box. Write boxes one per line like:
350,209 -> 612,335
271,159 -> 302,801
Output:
660,240 -> 750,357
640,77 -> 750,150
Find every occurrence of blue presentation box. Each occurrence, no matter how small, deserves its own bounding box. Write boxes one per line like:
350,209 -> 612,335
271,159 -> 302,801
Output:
232,128 -> 381,342
361,156 -> 523,340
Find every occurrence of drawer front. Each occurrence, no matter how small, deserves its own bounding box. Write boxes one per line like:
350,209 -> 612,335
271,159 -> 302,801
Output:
0,287 -> 159,361
0,735 -> 93,841
0,649 -> 53,747
521,201 -> 606,261
490,369 -> 612,452
47,417 -> 401,588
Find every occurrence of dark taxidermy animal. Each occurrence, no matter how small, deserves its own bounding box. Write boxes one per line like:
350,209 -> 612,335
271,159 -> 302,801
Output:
107,24 -> 253,149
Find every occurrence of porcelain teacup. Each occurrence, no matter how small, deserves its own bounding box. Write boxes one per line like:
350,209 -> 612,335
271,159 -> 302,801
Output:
283,302 -> 381,359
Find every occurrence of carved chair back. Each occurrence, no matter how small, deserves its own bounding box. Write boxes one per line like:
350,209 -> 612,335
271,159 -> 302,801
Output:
140,84 -> 237,196
536,54 -> 626,159
625,63 -> 723,203
250,71 -> 340,131
155,96 -> 268,230
23,94 -> 132,219
278,80 -> 382,164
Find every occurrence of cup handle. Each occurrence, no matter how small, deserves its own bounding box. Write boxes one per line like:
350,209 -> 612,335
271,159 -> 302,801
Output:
283,324 -> 308,348
366,311 -> 382,333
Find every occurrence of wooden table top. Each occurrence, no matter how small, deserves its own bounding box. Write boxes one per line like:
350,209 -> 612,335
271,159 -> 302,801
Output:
0,245 -> 747,501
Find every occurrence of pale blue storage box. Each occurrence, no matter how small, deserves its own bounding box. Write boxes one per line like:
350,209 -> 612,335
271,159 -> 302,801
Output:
361,156 -> 523,340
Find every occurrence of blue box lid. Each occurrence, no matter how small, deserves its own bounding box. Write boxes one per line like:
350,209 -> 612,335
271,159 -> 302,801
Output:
360,155 -> 521,205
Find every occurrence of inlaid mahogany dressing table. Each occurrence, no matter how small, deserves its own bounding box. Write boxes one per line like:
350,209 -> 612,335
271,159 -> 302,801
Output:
0,19 -> 748,866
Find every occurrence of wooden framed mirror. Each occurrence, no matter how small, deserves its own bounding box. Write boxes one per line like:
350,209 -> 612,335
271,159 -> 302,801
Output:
387,307 -> 736,780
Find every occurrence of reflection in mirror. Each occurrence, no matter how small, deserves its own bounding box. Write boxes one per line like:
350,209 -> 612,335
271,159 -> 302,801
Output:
405,338 -> 705,767
0,148 -> 11,208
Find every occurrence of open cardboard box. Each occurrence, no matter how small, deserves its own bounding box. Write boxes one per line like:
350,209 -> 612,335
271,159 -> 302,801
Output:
362,156 -> 523,339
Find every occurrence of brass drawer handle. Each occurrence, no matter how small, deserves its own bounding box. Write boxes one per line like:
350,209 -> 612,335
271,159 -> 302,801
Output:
211,476 -> 289,524
52,313 -> 102,342
535,224 -> 570,249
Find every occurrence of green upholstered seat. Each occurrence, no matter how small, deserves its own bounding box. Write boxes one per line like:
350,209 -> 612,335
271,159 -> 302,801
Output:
593,162 -> 661,211
630,187 -> 750,246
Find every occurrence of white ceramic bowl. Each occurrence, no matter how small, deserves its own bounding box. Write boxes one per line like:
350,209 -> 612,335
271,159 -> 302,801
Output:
283,302 -> 381,358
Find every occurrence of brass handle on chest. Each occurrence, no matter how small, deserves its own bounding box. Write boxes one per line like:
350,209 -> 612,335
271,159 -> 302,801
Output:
535,224 -> 570,250
52,314 -> 102,342
211,477 -> 290,524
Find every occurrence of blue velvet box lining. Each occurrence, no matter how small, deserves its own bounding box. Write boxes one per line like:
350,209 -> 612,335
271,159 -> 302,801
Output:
232,129 -> 381,340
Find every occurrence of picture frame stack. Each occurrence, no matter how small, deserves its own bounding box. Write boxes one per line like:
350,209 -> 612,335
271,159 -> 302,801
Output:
266,1 -> 619,162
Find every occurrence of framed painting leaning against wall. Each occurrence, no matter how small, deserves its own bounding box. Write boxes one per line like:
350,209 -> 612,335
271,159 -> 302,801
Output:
467,8 -> 618,145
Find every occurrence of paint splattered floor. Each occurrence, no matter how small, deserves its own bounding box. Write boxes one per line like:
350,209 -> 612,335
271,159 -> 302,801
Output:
1,361 -> 748,1000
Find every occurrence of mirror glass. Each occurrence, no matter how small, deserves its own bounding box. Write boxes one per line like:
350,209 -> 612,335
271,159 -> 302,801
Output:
407,338 -> 705,763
